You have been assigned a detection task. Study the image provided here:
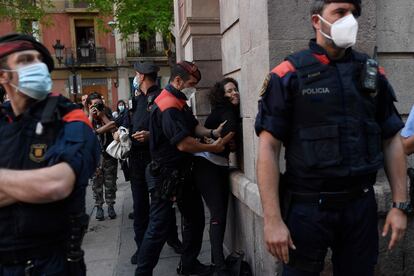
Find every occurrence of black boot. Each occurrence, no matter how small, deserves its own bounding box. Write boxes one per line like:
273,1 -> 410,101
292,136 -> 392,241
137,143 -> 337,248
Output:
212,265 -> 230,276
108,205 -> 117,219
130,250 -> 138,265
96,206 -> 104,221
167,238 -> 184,254
176,260 -> 213,276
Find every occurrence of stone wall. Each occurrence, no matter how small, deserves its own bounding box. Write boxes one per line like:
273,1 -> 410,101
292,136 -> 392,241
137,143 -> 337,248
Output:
174,0 -> 222,121
220,0 -> 275,274
376,0 -> 414,117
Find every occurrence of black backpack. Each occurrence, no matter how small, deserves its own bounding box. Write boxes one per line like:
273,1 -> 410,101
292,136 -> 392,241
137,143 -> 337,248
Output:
225,251 -> 253,276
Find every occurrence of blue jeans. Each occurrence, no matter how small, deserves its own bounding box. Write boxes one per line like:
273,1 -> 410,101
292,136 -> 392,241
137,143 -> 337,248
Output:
282,187 -> 379,276
135,165 -> 205,276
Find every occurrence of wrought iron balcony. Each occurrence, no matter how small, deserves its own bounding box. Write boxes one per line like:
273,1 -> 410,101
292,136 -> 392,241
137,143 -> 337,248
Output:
63,47 -> 106,66
126,40 -> 165,58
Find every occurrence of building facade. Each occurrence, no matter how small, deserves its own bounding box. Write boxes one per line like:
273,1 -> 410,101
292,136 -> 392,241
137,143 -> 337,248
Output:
113,29 -> 174,104
0,1 -> 174,110
0,1 -> 119,108
173,0 -> 414,275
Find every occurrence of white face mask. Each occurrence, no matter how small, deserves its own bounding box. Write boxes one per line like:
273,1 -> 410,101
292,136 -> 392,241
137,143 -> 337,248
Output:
318,14 -> 359,49
181,87 -> 195,96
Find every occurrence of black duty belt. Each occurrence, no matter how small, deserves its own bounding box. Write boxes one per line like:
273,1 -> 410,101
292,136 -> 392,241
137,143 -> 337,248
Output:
289,185 -> 373,206
0,243 -> 64,265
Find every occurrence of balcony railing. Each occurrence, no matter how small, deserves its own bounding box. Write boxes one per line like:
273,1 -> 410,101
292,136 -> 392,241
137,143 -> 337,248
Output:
126,41 -> 165,58
64,47 -> 106,66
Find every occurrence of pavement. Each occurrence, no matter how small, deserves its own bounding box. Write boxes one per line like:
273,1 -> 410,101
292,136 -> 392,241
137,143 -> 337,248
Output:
83,168 -> 212,276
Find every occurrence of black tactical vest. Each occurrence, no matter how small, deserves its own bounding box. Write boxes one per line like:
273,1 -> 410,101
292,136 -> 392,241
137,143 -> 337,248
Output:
284,49 -> 383,178
0,96 -> 79,252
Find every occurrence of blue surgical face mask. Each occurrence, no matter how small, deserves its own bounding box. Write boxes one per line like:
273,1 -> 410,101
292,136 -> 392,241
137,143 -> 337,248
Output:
6,62 -> 52,100
118,105 -> 125,113
133,76 -> 139,90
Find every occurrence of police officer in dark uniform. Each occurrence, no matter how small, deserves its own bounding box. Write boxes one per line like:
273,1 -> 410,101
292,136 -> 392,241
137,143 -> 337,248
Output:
135,61 -> 229,276
0,33 -> 100,275
255,1 -> 409,275
129,62 -> 183,265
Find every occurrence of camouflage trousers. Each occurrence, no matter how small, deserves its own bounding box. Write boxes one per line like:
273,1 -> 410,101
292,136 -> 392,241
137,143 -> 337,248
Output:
92,154 -> 118,206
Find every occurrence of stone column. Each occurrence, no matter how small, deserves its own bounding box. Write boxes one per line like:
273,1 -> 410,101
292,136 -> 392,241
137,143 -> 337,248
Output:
176,0 -> 223,120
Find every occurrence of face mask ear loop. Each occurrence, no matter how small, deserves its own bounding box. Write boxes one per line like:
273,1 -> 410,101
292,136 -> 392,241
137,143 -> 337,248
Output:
317,14 -> 333,41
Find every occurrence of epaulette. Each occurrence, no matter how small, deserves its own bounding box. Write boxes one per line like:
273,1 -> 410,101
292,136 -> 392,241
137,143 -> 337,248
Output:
45,93 -> 93,129
154,89 -> 186,112
271,61 -> 296,78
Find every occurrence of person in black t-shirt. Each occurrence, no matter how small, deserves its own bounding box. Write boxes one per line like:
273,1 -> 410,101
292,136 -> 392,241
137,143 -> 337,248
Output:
193,78 -> 240,275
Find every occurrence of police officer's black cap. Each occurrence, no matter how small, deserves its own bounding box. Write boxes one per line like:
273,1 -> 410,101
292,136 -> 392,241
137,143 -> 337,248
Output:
133,62 -> 160,74
324,0 -> 361,16
0,33 -> 54,72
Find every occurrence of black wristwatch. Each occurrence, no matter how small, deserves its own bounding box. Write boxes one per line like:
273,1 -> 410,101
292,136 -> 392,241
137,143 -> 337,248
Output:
392,202 -> 412,215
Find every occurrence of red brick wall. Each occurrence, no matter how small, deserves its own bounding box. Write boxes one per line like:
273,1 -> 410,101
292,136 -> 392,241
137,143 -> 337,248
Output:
41,14 -> 73,53
0,21 -> 16,36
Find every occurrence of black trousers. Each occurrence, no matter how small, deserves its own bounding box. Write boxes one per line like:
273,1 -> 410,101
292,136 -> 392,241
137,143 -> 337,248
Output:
129,150 -> 180,253
193,156 -> 230,267
0,251 -> 86,276
282,188 -> 378,276
135,165 -> 205,276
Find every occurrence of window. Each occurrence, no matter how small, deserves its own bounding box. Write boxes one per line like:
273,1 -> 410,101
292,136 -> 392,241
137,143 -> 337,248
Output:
74,20 -> 96,62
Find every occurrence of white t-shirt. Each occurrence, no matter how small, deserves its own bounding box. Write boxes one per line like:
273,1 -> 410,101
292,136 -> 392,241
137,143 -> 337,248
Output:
401,105 -> 414,138
193,151 -> 229,167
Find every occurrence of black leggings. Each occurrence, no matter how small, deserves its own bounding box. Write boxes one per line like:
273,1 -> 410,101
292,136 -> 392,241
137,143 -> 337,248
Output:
193,156 -> 229,267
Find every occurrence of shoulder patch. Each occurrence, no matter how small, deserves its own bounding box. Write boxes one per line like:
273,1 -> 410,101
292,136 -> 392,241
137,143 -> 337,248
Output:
271,61 -> 296,78
155,89 -> 187,112
63,109 -> 93,129
49,92 -> 60,97
259,74 -> 271,97
312,54 -> 330,65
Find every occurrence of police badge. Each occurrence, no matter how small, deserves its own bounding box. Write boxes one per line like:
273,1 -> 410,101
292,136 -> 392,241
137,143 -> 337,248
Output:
29,144 -> 47,163
259,74 -> 271,97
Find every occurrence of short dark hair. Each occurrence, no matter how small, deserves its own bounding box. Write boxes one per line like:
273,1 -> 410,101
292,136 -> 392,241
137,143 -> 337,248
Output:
311,0 -> 326,16
144,72 -> 158,83
170,61 -> 201,83
209,77 -> 239,107
86,92 -> 102,106
311,0 -> 361,16
117,99 -> 126,106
